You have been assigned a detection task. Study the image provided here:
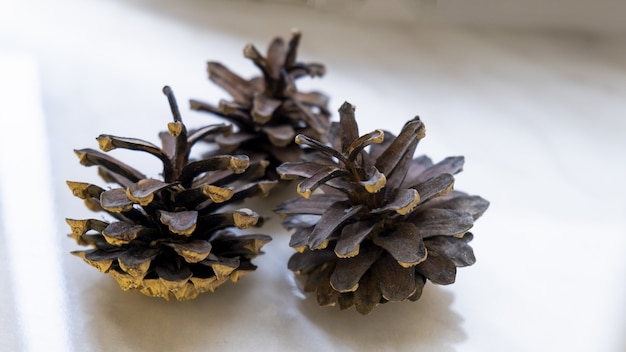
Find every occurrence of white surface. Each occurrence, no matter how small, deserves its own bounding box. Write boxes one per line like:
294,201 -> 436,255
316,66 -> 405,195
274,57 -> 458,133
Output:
0,54 -> 69,352
1,0 -> 626,351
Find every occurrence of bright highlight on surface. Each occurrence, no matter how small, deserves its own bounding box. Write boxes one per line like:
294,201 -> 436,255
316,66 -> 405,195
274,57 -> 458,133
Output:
0,53 -> 70,352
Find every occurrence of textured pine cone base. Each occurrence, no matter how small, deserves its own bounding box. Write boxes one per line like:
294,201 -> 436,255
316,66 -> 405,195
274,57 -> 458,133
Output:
275,102 -> 489,314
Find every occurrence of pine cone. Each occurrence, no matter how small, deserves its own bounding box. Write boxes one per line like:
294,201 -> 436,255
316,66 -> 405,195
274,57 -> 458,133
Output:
66,86 -> 275,300
190,30 -> 330,167
275,102 -> 489,314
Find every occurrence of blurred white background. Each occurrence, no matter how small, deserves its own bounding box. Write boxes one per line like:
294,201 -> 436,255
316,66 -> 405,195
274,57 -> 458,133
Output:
1,0 -> 625,351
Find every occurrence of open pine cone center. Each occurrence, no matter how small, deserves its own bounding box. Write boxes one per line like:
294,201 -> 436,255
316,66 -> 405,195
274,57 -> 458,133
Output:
275,101 -> 489,314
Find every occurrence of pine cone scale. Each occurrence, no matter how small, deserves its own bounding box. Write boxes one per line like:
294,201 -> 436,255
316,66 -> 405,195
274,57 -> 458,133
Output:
74,148 -> 145,183
372,222 -> 426,267
415,251 -> 456,285
308,202 -> 364,250
410,156 -> 465,186
424,233 -> 475,267
164,240 -> 212,263
334,220 -> 377,258
371,252 -> 417,301
412,173 -> 455,205
352,271 -> 381,314
329,244 -> 381,293
374,118 -> 425,176
265,37 -> 287,81
261,124 -> 296,147
118,248 -> 156,278
207,62 -> 252,104
410,208 -> 474,238
428,192 -> 490,219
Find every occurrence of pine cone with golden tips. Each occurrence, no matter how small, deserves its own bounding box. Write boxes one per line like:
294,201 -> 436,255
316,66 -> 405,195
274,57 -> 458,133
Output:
66,86 -> 275,300
275,102 -> 489,314
190,30 -> 330,168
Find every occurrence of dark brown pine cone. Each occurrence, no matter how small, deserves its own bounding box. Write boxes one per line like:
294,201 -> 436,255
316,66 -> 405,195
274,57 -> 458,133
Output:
190,30 -> 330,168
275,102 -> 489,314
66,86 -> 275,300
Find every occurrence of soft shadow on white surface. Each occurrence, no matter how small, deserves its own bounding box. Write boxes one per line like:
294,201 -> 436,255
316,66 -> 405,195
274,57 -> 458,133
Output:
2,0 -> 626,351
296,286 -> 464,352
82,273 -> 269,351
73,247 -> 463,352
